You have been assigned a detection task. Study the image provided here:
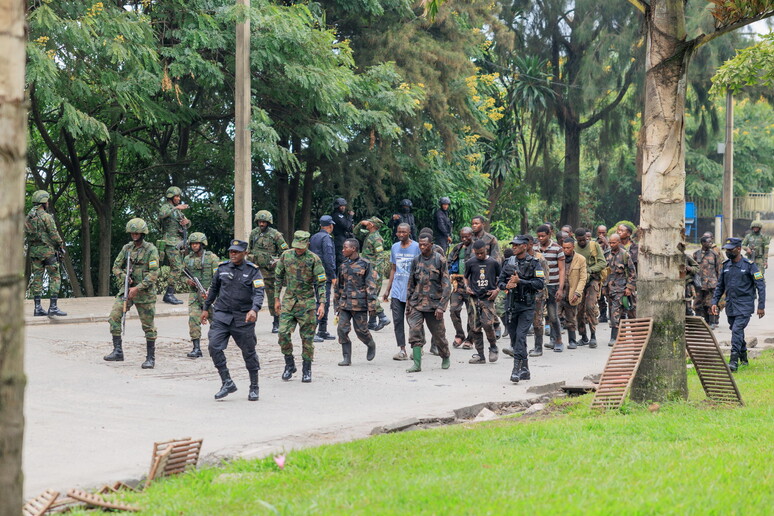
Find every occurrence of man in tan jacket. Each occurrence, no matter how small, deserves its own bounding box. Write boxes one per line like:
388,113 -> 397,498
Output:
560,236 -> 588,350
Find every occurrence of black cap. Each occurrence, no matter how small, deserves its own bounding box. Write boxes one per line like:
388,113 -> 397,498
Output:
228,239 -> 248,252
319,215 -> 335,226
510,235 -> 530,245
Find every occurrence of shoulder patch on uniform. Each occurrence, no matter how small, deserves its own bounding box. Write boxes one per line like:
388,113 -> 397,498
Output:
535,269 -> 545,278
148,260 -> 158,269
754,271 -> 763,280
212,266 -> 218,274
375,245 -> 383,253
280,242 -> 288,249
253,279 -> 265,288
317,273 -> 327,282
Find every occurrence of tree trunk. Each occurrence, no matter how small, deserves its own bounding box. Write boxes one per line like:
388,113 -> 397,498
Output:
560,121 -> 581,228
299,164 -> 314,232
0,0 -> 28,512
276,169 -> 289,238
630,0 -> 689,402
71,168 -> 95,296
95,144 -> 117,296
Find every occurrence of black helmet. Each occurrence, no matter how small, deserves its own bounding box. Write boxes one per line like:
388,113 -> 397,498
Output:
439,196 -> 451,206
400,199 -> 413,208
334,197 -> 347,208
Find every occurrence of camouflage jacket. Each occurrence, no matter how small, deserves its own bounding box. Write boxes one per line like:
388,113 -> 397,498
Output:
692,248 -> 722,290
334,256 -> 378,312
185,250 -> 220,292
684,253 -> 699,286
25,205 -> 63,259
623,240 -> 639,270
448,242 -> 473,292
361,231 -> 386,273
472,230 -> 501,262
112,241 -> 160,304
742,232 -> 770,266
406,252 -> 451,312
158,201 -> 190,244
274,249 -> 327,311
248,227 -> 288,271
605,248 -> 636,294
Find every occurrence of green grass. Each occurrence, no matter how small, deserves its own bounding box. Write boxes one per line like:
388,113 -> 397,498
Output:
109,351 -> 774,515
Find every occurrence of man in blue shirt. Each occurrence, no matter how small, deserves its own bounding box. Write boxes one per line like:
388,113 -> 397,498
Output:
383,223 -> 420,360
712,237 -> 766,372
310,215 -> 337,342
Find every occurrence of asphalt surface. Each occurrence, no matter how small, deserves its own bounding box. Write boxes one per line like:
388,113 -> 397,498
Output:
22,265 -> 773,498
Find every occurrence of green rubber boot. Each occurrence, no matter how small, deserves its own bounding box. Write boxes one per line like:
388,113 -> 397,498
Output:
406,346 -> 422,373
441,356 -> 450,369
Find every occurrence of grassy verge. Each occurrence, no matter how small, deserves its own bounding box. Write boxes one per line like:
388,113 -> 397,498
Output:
110,351 -> 774,515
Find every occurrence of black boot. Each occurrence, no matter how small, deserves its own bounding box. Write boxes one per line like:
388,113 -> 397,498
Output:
608,327 -> 618,347
301,360 -> 312,383
317,327 -> 335,341
215,369 -> 237,399
141,340 -> 155,369
578,327 -> 589,346
104,335 -> 124,361
366,340 -> 376,361
272,315 -> 280,333
47,297 -> 67,316
739,350 -> 749,367
338,343 -> 352,366
519,358 -> 531,380
248,370 -> 259,401
567,330 -> 577,349
729,352 -> 739,372
187,339 -> 202,358
314,328 -> 324,343
589,331 -> 597,349
368,314 -> 378,331
510,360 -> 521,383
162,285 -> 183,305
282,354 -> 296,380
374,312 -> 391,331
33,296 -> 47,316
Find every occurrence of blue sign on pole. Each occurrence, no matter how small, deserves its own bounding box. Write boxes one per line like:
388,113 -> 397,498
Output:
685,202 -> 696,240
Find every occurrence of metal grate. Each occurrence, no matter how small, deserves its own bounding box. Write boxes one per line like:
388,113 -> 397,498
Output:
591,318 -> 653,410
685,316 -> 744,405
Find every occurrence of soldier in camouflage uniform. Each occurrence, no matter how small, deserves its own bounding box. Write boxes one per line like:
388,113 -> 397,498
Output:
693,235 -> 723,327
105,218 -> 160,369
357,216 -> 391,331
248,210 -> 289,334
334,239 -> 379,365
448,227 -> 475,348
183,232 -> 220,358
158,186 -> 190,305
25,190 -> 67,317
604,234 -> 636,347
274,231 -> 327,383
742,220 -> 769,270
405,235 -> 452,373
680,242 -> 699,316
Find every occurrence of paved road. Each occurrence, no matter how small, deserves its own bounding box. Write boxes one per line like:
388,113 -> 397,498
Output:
23,265 -> 773,498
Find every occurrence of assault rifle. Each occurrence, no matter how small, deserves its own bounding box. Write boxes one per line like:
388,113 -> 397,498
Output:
122,250 -> 132,335
183,267 -> 207,300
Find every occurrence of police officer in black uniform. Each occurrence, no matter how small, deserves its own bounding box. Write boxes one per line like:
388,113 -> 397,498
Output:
202,239 -> 265,401
389,199 -> 417,242
711,237 -> 766,372
433,196 -> 453,253
331,197 -> 354,267
310,215 -> 338,342
498,235 -> 545,383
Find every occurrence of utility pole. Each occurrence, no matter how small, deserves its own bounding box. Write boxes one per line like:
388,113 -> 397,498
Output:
721,89 -> 734,241
234,0 -> 252,240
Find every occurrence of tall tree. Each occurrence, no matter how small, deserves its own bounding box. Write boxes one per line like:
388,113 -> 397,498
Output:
0,0 -> 27,512
631,0 -> 774,402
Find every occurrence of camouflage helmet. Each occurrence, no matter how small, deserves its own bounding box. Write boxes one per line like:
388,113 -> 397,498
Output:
125,218 -> 149,234
165,186 -> 183,199
254,210 -> 273,224
188,232 -> 208,246
32,190 -> 50,204
750,220 -> 763,229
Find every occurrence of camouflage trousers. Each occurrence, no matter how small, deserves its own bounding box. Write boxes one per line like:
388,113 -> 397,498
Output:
29,255 -> 61,297
337,309 -> 375,347
449,288 -> 473,341
374,274 -> 384,315
108,297 -> 157,340
407,309 -> 450,358
470,297 -> 497,354
260,270 -> 277,317
577,279 -> 600,333
278,306 -> 317,361
608,291 -> 628,330
188,294 -> 213,340
560,296 -> 578,332
162,245 -> 184,287
495,289 -> 507,318
693,288 -> 714,322
532,293 -> 545,348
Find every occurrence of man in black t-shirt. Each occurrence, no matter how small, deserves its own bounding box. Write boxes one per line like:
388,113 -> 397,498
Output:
464,240 -> 501,364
